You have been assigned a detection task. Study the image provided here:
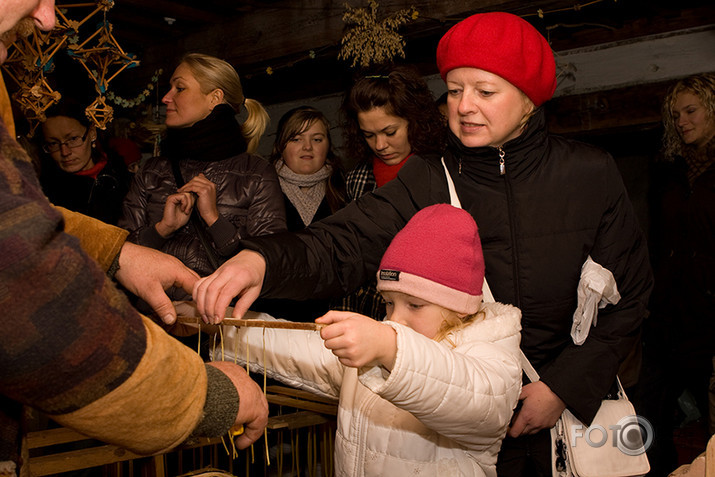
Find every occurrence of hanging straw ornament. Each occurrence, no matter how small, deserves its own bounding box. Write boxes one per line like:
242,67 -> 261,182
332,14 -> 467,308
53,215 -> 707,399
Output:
0,1 -> 117,135
338,0 -> 418,68
0,10 -> 71,135
66,1 -> 139,129
85,94 -> 113,128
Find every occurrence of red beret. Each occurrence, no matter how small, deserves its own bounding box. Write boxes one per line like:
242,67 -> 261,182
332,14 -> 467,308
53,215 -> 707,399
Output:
436,12 -> 557,106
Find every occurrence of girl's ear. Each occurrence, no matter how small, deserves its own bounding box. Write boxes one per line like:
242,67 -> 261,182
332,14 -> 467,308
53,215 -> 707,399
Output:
89,124 -> 98,143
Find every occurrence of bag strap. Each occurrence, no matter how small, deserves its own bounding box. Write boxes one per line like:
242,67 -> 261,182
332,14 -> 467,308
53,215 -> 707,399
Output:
441,157 -> 496,302
170,160 -> 221,270
520,351 -> 541,383
441,157 -> 462,208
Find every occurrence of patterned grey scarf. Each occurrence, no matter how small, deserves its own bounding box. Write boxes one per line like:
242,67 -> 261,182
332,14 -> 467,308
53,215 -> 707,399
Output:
275,160 -> 331,226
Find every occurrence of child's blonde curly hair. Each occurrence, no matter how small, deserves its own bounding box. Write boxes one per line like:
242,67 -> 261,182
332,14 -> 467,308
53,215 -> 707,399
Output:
433,307 -> 485,348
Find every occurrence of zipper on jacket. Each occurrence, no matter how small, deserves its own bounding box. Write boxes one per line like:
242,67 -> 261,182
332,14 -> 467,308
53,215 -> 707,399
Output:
500,147 -> 521,307
497,146 -> 506,175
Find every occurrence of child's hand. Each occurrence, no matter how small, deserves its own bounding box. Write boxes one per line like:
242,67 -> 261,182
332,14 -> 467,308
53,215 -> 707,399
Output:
317,311 -> 397,370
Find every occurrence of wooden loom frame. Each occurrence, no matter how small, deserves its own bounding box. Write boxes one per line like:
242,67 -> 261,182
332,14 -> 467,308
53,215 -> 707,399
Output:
25,313 -> 338,477
26,385 -> 337,477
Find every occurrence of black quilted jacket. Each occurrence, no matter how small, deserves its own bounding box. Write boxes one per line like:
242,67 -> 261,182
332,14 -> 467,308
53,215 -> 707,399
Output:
120,152 -> 286,288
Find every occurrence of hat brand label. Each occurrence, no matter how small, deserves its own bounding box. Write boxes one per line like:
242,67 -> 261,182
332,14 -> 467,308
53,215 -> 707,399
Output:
380,270 -> 400,281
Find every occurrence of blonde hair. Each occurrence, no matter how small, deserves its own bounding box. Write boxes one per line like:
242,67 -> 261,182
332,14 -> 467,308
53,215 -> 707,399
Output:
519,93 -> 537,129
661,73 -> 715,159
181,53 -> 270,153
433,307 -> 485,347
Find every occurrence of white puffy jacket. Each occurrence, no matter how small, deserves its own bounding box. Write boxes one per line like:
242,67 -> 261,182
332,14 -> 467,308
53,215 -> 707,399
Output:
215,301 -> 522,477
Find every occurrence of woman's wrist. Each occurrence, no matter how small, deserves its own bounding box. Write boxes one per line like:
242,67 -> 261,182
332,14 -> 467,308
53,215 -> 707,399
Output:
203,211 -> 219,227
155,221 -> 174,238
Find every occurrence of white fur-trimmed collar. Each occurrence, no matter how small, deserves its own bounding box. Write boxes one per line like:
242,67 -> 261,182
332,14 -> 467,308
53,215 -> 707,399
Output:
454,301 -> 522,343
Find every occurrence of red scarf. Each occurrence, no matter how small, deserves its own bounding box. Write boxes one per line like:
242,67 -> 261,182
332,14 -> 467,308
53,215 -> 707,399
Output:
372,153 -> 413,188
75,155 -> 107,179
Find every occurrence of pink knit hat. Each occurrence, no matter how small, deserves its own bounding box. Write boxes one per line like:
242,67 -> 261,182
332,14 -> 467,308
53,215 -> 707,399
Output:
377,204 -> 484,315
436,12 -> 557,106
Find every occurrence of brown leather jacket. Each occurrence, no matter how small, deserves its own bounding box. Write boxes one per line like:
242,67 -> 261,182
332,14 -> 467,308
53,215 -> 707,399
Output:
119,153 -> 286,286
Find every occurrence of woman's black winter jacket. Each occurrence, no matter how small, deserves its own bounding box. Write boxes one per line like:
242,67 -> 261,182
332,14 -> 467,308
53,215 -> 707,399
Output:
242,109 -> 653,424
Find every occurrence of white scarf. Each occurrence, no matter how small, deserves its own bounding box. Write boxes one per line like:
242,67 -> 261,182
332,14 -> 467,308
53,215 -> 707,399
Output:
275,160 -> 331,227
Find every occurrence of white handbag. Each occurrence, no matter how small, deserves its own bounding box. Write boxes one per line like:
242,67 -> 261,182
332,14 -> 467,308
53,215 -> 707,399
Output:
520,355 -> 650,477
441,158 -> 650,477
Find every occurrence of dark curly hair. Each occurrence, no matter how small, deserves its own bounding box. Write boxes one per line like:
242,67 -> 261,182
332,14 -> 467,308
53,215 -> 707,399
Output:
341,65 -> 447,165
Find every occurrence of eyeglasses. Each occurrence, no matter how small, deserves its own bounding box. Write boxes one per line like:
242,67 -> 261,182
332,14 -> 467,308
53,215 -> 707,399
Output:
43,128 -> 90,153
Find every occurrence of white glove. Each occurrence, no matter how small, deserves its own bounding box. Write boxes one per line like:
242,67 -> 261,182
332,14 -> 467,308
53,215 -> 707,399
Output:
571,256 -> 621,345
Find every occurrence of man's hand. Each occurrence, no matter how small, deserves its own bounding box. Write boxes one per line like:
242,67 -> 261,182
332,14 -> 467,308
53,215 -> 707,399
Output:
115,242 -> 199,324
317,311 -> 397,370
508,381 -> 566,437
207,361 -> 268,450
193,250 -> 266,324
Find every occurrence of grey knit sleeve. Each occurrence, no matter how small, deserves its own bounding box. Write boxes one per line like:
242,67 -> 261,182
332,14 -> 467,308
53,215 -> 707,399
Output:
189,364 -> 240,438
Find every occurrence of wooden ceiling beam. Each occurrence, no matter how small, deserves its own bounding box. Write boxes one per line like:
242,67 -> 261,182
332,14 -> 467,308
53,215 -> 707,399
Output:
108,0 -> 713,109
135,0 -> 579,78
108,10 -> 178,36
546,82 -> 667,136
114,0 -> 226,24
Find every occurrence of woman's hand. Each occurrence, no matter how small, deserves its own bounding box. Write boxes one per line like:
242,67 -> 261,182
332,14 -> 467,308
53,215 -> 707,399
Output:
179,173 -> 219,226
507,381 -> 566,437
317,311 -> 397,370
155,192 -> 194,238
193,250 -> 267,324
